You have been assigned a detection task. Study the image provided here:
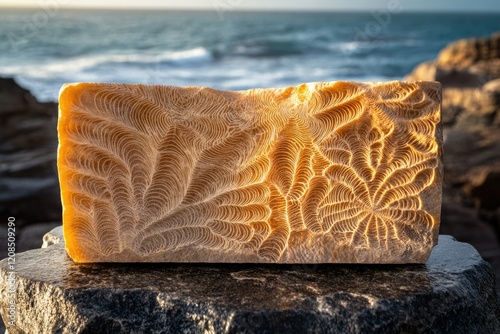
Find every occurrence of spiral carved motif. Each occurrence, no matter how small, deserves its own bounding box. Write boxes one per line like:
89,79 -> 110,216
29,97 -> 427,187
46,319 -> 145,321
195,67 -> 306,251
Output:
58,81 -> 442,263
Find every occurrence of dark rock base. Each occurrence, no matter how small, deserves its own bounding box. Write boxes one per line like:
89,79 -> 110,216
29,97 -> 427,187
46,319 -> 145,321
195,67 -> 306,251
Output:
0,229 -> 499,334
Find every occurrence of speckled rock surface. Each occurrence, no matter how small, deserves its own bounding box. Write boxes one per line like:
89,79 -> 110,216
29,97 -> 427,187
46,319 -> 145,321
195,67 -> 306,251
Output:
0,229 -> 499,334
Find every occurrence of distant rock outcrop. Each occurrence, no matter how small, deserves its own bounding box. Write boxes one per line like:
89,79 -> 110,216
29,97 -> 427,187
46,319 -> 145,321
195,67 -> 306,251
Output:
407,32 -> 500,87
407,32 -> 500,286
0,77 -> 61,226
407,32 -> 500,213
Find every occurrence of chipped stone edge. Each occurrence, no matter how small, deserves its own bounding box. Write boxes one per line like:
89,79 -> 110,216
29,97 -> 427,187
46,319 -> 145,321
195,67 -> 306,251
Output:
41,226 -> 64,249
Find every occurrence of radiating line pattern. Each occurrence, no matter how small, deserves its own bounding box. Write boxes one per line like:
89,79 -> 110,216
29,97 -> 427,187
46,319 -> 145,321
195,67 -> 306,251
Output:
57,81 -> 442,263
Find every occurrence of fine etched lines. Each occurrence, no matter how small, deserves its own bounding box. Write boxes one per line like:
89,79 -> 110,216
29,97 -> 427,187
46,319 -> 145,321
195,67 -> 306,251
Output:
58,81 -> 442,263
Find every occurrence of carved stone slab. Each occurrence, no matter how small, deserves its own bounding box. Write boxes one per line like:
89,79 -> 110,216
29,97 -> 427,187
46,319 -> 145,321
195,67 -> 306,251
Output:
57,81 -> 442,263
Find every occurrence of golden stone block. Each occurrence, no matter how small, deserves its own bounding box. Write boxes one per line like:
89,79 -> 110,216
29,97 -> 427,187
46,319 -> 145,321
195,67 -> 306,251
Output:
57,81 -> 442,263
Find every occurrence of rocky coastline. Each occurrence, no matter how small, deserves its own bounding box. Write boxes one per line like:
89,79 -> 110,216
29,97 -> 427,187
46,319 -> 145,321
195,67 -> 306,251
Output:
406,32 -> 500,286
0,78 -> 61,256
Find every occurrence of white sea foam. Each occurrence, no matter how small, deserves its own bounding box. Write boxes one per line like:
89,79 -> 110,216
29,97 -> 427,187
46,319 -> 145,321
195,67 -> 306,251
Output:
0,47 -> 213,78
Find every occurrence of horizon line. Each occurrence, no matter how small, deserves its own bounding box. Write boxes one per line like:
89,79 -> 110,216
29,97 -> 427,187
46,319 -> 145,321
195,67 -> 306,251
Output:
1,5 -> 500,14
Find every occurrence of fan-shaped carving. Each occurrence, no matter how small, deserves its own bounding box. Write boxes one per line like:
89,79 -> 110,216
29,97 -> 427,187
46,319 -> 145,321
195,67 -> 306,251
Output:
58,81 -> 442,263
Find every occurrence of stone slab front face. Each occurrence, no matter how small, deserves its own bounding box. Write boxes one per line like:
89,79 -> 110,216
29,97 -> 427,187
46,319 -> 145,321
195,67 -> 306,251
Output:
57,81 -> 442,263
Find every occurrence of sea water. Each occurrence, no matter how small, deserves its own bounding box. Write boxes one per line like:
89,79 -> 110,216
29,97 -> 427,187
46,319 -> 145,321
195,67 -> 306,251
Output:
0,9 -> 499,102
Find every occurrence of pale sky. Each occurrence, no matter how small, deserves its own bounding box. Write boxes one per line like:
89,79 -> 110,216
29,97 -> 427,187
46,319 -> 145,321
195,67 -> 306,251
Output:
1,0 -> 500,12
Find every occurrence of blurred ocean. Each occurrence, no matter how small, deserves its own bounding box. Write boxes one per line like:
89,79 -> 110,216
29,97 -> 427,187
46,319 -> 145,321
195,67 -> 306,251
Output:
0,9 -> 499,102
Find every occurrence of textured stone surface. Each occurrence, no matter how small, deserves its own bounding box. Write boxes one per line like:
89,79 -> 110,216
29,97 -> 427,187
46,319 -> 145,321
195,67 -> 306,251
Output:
0,229 -> 498,334
58,81 -> 443,263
